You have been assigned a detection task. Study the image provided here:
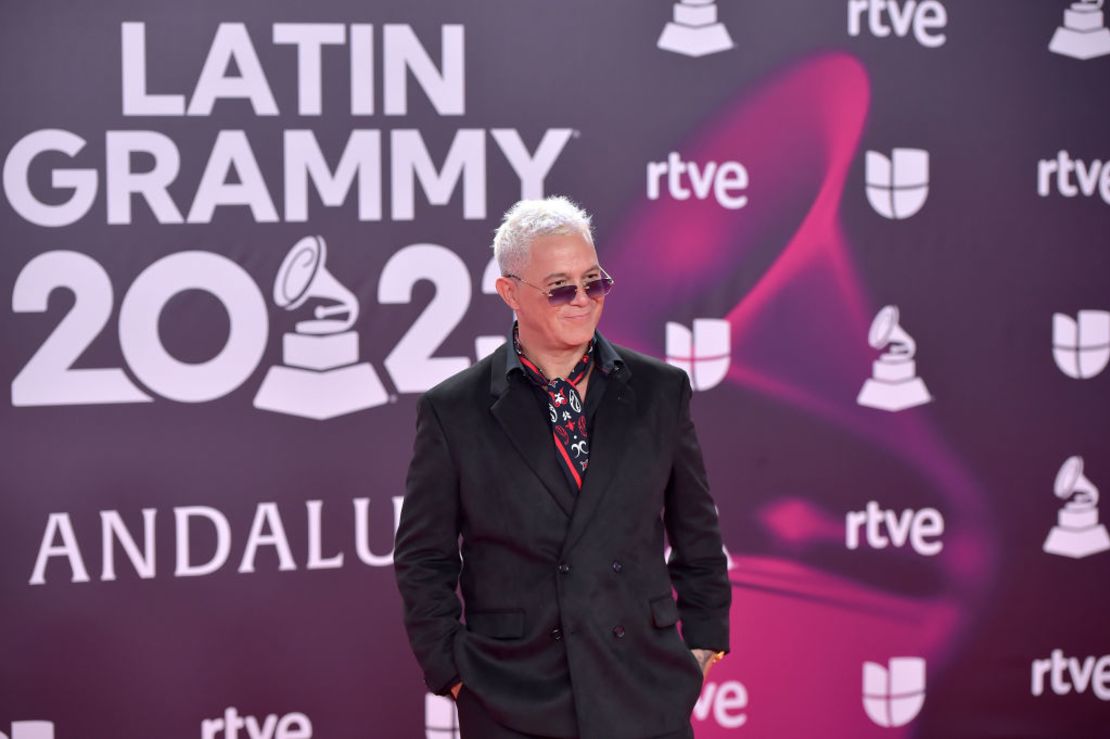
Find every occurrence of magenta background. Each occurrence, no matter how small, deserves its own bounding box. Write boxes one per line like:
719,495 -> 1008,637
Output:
2,2 -> 1108,737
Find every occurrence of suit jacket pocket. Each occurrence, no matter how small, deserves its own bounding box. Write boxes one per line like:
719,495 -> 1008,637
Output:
466,609 -> 525,639
649,594 -> 679,628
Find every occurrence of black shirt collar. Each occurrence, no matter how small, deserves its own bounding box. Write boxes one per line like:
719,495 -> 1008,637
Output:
504,321 -> 623,380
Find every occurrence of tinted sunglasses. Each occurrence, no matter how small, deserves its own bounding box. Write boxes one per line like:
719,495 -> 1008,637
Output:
506,269 -> 615,306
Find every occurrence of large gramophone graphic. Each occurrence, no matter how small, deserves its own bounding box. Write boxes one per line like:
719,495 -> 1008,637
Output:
253,236 -> 388,419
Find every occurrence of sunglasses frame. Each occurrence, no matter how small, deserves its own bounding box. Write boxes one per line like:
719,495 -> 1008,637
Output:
505,268 -> 615,306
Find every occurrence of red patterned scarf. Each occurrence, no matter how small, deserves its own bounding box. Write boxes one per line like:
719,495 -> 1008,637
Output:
513,328 -> 593,490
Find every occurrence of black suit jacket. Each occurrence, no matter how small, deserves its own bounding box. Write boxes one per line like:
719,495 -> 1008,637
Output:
394,338 -> 731,739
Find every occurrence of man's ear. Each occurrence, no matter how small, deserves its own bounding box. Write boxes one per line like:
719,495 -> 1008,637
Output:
494,276 -> 521,311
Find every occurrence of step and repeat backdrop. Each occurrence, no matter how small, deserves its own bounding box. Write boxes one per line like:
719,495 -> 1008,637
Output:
2,1 -> 1108,737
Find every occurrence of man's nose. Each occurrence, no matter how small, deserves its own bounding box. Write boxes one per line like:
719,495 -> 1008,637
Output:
569,283 -> 591,306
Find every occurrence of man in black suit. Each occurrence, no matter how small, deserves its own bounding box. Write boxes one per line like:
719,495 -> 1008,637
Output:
394,197 -> 731,739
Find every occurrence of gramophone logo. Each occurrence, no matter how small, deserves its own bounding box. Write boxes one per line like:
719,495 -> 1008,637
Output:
425,693 -> 460,739
253,236 -> 388,420
857,306 -> 932,412
657,0 -> 734,57
1043,456 -> 1110,559
665,318 -> 731,391
1049,0 -> 1110,59
865,149 -> 929,220
0,722 -> 55,739
1053,310 -> 1110,379
862,657 -> 926,728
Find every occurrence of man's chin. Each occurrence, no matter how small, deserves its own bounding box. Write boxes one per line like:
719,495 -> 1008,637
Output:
555,321 -> 598,347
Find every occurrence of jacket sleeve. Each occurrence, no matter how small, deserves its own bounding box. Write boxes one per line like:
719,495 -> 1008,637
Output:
663,372 -> 732,653
394,394 -> 464,695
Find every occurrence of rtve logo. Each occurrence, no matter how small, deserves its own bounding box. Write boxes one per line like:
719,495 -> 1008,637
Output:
865,149 -> 929,220
847,0 -> 948,48
1037,151 -> 1110,204
691,680 -> 749,729
1053,310 -> 1110,379
665,319 -> 731,391
1031,650 -> 1110,701
201,707 -> 311,739
845,501 -> 944,556
0,723 -> 55,739
646,152 -> 749,209
863,657 -> 926,727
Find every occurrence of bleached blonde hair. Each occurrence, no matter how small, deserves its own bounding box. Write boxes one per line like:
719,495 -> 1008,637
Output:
492,196 -> 594,276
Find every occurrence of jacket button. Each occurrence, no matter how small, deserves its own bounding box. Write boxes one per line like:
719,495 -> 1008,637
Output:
551,627 -> 563,641
557,562 -> 571,575
612,625 -> 625,639
611,560 -> 623,573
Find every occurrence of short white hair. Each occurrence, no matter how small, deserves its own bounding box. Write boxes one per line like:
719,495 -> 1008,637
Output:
492,196 -> 594,276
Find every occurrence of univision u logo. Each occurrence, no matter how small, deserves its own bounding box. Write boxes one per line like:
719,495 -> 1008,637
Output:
0,723 -> 55,739
665,319 -> 731,391
1053,310 -> 1110,379
865,149 -> 929,220
425,693 -> 460,739
863,657 -> 926,728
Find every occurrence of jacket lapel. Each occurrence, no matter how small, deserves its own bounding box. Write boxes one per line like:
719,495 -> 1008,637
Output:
489,348 -> 576,518
560,366 -> 636,556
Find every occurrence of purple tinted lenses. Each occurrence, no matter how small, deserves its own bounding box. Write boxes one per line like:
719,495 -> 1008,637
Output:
547,276 -> 614,305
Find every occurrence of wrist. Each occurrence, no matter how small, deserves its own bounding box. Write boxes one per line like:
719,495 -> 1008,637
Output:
693,649 -> 726,670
